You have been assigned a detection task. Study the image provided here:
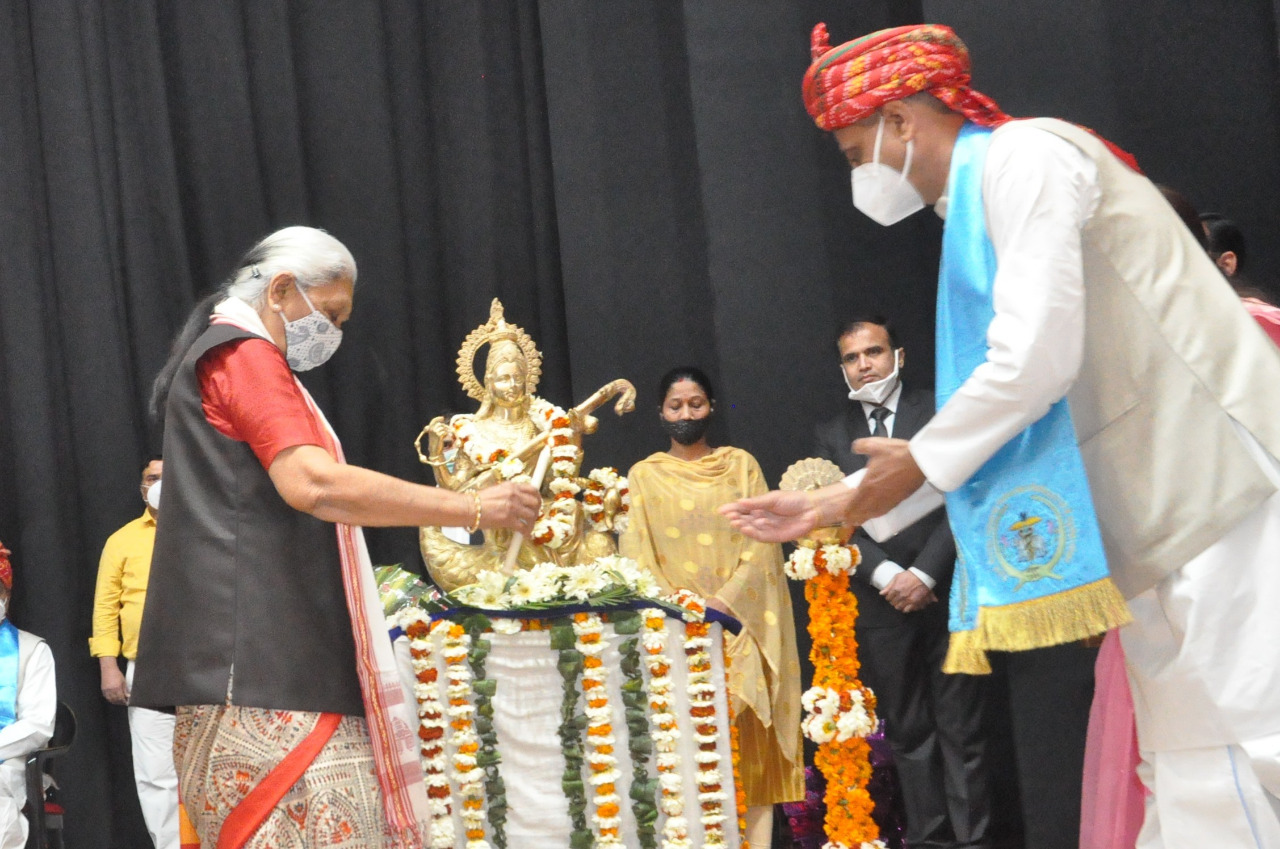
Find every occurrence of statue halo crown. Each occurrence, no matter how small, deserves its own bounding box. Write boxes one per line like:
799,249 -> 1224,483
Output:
456,298 -> 543,401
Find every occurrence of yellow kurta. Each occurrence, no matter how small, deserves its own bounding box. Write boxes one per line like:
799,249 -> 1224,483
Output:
621,446 -> 803,805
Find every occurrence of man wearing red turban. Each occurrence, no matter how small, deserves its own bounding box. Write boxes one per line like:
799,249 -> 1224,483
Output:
0,542 -> 56,849
725,22 -> 1280,849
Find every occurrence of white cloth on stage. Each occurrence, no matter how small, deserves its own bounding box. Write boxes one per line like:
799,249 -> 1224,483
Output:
126,661 -> 180,849
902,122 -> 1280,842
398,618 -> 743,849
0,629 -> 56,849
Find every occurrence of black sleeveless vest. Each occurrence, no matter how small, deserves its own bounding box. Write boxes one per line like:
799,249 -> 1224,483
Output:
131,324 -> 364,715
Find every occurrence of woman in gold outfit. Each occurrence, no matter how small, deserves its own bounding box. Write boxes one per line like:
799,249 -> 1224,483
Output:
620,366 -> 803,848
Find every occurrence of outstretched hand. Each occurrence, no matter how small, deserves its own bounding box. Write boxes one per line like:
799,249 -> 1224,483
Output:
719,483 -> 852,544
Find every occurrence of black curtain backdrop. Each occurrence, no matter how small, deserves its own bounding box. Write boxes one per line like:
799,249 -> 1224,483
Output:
1,2 -> 1278,846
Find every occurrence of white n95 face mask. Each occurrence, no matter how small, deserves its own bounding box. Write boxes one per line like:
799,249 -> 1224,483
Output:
283,287 -> 343,372
145,478 -> 162,511
843,352 -> 902,404
851,116 -> 925,226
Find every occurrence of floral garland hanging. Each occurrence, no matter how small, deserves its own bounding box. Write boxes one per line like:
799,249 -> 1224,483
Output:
530,407 -> 583,550
641,607 -> 690,849
402,613 -> 455,849
443,624 -> 490,849
685,620 -> 730,847
784,542 -> 886,849
574,612 -> 625,848
614,610 -> 660,849
464,616 -> 508,847
583,466 -> 632,535
551,617 -> 593,849
724,654 -> 749,846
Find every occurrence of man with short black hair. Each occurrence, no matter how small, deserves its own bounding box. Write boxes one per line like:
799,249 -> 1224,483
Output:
91,456 -> 179,849
814,316 -> 990,849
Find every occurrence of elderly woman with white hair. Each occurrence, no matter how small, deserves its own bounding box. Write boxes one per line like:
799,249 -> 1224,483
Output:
131,226 -> 540,847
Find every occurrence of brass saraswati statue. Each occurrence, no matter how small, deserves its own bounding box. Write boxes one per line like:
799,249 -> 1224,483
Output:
416,299 -> 636,591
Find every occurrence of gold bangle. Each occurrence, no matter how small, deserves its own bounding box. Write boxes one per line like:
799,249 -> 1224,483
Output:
465,491 -> 483,534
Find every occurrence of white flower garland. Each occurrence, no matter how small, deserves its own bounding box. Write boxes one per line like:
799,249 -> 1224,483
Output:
449,559 -> 663,611
574,613 -> 625,848
684,620 -> 728,847
443,624 -> 490,849
642,608 -> 690,849
784,543 -> 856,580
402,611 -> 455,849
584,466 -> 632,534
799,685 -> 875,745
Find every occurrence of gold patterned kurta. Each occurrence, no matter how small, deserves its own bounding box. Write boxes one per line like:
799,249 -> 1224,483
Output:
620,446 -> 804,805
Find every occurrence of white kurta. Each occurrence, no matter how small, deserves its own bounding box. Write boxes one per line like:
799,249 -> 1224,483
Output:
0,629 -> 57,849
905,122 -> 1280,842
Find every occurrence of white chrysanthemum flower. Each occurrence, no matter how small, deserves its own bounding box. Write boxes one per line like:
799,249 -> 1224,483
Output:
489,617 -> 522,635
563,565 -> 610,601
785,547 -> 818,580
802,685 -> 841,717
498,455 -> 525,480
821,544 -> 854,575
803,713 -> 838,744
508,571 -> 553,606
836,705 -> 875,741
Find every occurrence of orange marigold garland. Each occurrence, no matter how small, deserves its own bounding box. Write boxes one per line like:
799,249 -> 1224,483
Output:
785,543 -> 886,849
724,652 -> 749,847
685,620 -> 730,846
403,613 -> 455,848
574,612 -> 625,848
442,623 -> 490,849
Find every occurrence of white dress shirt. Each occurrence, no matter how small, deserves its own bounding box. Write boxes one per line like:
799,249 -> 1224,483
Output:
859,381 -> 902,437
910,123 -> 1100,491
852,382 -> 939,592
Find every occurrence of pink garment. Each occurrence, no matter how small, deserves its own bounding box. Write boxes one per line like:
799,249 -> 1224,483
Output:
1242,297 -> 1280,347
1080,630 -> 1146,849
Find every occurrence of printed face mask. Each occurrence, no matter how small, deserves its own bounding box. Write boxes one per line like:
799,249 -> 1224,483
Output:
284,287 -> 343,372
851,116 -> 925,226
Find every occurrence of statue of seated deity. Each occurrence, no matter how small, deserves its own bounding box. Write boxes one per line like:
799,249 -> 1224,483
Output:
416,299 -> 636,592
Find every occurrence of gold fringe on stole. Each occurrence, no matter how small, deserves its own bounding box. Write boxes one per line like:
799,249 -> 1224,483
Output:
942,577 -> 1132,674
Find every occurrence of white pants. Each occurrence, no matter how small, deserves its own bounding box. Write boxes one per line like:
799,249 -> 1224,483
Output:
0,761 -> 27,849
1122,427 -> 1280,848
127,662 -> 180,849
1135,743 -> 1280,848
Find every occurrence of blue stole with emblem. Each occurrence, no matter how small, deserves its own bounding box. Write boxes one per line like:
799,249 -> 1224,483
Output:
0,620 -> 20,730
936,122 -> 1129,674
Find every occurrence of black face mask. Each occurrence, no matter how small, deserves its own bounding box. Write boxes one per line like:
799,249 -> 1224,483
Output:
661,416 -> 711,446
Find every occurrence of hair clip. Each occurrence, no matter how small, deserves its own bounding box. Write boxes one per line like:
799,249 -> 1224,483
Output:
251,265 -> 262,279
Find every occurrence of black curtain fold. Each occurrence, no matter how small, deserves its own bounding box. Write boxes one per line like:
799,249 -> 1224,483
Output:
2,2 -> 1278,846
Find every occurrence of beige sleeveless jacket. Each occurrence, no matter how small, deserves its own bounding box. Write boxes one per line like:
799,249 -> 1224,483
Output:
1026,118 -> 1280,596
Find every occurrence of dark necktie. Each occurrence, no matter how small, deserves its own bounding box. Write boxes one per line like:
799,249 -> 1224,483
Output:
870,406 -> 890,438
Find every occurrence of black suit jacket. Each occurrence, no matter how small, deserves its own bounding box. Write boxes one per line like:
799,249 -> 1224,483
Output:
813,386 -> 956,628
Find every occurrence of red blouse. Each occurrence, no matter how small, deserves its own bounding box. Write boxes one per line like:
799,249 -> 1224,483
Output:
196,337 -> 327,469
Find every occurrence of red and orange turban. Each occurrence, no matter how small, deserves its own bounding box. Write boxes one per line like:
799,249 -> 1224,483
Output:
802,23 -> 1010,131
0,542 -> 11,590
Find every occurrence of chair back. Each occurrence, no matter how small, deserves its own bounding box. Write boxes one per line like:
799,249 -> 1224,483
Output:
44,702 -> 75,755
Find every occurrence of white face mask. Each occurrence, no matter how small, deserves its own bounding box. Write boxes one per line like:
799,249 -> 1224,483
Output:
284,287 -> 343,372
851,115 -> 925,226
145,479 -> 162,511
843,351 -> 902,404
